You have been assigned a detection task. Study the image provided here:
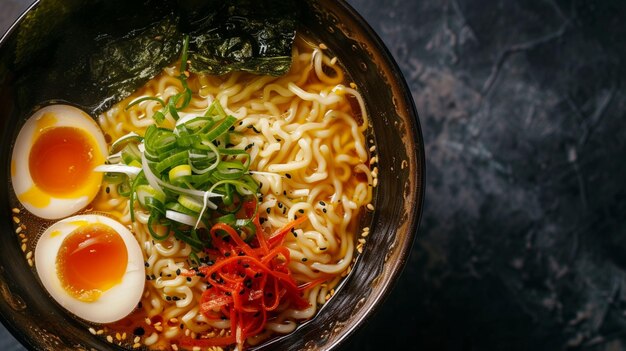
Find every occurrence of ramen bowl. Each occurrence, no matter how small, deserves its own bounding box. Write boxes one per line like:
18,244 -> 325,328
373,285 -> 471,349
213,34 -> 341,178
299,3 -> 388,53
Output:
0,0 -> 424,350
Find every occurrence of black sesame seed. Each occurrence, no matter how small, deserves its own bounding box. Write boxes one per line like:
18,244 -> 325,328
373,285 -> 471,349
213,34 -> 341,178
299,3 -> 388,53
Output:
151,274 -> 156,280
323,208 -> 327,213
285,173 -> 292,179
166,296 -> 172,301
224,252 -> 231,257
302,257 -> 308,262
319,201 -> 325,206
320,247 -> 327,251
225,291 -> 231,296
180,324 -> 184,329
105,187 -> 110,194
144,262 -> 149,267
176,269 -> 181,275
299,209 -> 304,214
186,277 -> 192,282
266,208 -> 271,214
173,296 -> 180,301
283,191 -> 287,195
146,275 -> 151,281
278,202 -> 283,208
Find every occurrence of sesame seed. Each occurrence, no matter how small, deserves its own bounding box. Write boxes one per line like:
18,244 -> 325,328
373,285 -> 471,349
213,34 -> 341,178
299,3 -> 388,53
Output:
12,208 -> 20,214
366,203 -> 375,211
370,156 -> 377,165
363,227 -> 370,232
12,217 -> 20,224
301,257 -> 308,262
319,43 -> 328,50
330,57 -> 338,65
172,345 -> 179,351
27,258 -> 33,267
18,233 -> 25,239
115,332 -> 122,341
145,318 -> 152,325
106,335 -> 113,343
133,343 -> 141,349
369,145 -> 376,152
134,336 -> 140,343
21,244 -> 26,252
373,178 -> 378,188
122,332 -> 126,340
350,82 -> 357,89
358,238 -> 366,244
97,329 -> 104,335
361,231 -> 369,237
15,227 -> 21,234
285,173 -> 292,179
88,328 -> 96,335
21,238 -> 27,243
26,251 -> 32,259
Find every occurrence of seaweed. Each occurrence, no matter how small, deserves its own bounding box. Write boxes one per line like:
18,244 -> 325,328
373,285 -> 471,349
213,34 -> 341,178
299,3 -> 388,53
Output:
185,0 -> 298,76
9,0 -> 297,116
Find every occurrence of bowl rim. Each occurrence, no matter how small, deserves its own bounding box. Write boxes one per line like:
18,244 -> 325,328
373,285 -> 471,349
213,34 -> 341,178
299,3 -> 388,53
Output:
0,0 -> 426,350
320,1 -> 425,350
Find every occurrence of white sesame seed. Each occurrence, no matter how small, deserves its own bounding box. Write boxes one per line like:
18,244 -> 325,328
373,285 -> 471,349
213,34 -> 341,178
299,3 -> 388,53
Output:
21,244 -> 26,252
122,332 -> 126,340
26,251 -> 32,260
319,43 -> 328,50
366,203 -> 375,211
106,335 -> 113,343
88,328 -> 96,335
133,343 -> 141,349
15,227 -> 22,234
97,330 -> 104,335
12,208 -> 20,214
134,336 -> 140,343
372,178 -> 378,188
145,317 -> 152,325
369,145 -> 376,152
172,345 -> 179,351
27,259 -> 33,267
115,332 -> 121,341
12,217 -> 20,224
330,57 -> 338,65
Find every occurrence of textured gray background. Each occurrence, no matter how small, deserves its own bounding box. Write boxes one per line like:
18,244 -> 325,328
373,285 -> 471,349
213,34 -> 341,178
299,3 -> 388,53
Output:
2,0 -> 626,350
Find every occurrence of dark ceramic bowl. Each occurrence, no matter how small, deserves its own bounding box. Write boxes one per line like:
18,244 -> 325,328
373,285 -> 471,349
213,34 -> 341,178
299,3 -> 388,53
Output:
0,0 -> 424,350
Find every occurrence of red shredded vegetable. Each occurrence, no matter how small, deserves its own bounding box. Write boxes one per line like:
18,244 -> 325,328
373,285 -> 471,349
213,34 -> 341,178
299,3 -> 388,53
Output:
180,202 -> 311,350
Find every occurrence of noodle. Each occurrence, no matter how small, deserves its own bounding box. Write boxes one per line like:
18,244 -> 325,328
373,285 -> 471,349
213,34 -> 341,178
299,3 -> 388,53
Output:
92,35 -> 373,349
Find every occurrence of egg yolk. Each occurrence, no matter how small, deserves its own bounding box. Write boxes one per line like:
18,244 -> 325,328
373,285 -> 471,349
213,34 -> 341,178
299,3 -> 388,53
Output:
28,126 -> 95,196
56,223 -> 128,302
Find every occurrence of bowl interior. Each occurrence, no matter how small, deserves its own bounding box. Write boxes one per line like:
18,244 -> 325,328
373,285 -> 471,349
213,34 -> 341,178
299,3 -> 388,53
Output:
0,0 -> 424,350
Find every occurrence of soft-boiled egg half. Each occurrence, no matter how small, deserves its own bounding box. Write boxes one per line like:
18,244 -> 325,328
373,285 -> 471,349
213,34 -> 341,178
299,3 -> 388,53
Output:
35,214 -> 145,323
11,104 -> 108,219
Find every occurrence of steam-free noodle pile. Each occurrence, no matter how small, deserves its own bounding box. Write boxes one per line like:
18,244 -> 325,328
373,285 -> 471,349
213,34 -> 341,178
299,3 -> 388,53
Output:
93,36 -> 373,349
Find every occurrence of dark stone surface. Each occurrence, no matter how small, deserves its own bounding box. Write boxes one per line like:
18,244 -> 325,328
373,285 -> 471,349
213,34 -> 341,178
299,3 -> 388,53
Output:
2,0 -> 626,350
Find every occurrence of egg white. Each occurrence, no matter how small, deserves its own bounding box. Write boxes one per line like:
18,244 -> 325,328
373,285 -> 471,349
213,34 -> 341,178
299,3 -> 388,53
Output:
35,214 -> 145,324
11,104 -> 108,219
